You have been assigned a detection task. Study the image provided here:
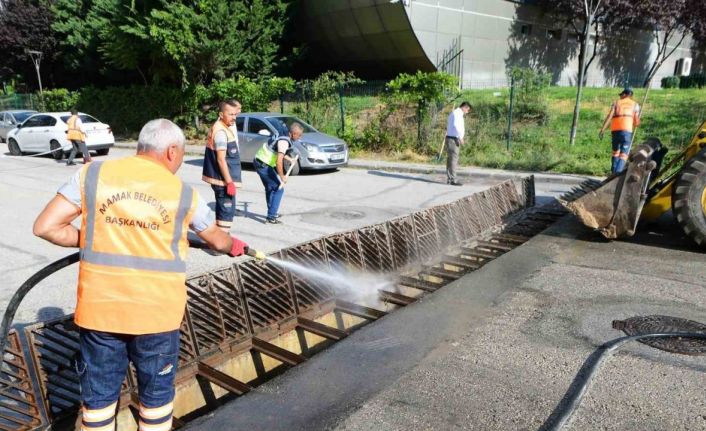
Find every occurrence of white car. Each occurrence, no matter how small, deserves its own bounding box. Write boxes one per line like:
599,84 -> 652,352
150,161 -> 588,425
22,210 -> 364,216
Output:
6,112 -> 114,159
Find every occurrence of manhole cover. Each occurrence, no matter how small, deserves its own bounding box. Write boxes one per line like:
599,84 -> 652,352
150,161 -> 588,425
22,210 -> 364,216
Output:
612,315 -> 706,355
329,210 -> 365,220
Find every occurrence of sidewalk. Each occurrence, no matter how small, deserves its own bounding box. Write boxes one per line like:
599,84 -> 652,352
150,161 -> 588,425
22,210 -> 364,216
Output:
114,140 -> 601,186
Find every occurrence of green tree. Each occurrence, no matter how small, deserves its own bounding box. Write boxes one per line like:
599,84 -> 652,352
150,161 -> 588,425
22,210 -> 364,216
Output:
386,71 -> 458,147
0,0 -> 60,89
52,0 -> 292,87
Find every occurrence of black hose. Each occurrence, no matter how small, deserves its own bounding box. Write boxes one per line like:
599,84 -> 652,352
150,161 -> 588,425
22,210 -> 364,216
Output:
0,252 -> 79,356
0,240 -> 210,357
540,332 -> 706,431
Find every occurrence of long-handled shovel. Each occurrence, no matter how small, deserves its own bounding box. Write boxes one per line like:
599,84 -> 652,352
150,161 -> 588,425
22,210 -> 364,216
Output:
278,154 -> 300,190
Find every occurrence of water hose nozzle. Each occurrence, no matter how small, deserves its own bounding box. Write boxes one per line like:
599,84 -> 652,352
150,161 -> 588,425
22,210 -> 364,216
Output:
246,248 -> 267,260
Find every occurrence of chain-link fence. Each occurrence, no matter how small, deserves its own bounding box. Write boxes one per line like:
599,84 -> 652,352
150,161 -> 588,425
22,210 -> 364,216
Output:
0,94 -> 37,111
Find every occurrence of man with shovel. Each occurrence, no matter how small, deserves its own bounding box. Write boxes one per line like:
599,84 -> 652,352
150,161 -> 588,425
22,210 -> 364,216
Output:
253,122 -> 302,224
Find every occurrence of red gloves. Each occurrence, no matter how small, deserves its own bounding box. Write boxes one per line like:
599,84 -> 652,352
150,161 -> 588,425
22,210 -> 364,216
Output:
226,182 -> 236,197
228,237 -> 248,257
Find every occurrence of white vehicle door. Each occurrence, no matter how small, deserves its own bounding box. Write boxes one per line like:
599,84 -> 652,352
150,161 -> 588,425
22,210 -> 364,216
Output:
14,115 -> 43,151
31,115 -> 58,152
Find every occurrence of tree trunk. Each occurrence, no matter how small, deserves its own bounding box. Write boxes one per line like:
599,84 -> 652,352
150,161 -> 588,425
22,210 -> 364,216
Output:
569,16 -> 592,146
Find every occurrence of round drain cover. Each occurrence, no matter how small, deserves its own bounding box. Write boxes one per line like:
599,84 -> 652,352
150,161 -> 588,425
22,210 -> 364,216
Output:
612,315 -> 706,355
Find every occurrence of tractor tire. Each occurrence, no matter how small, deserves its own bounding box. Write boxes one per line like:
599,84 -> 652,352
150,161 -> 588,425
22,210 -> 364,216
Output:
50,140 -> 64,160
8,139 -> 22,156
672,148 -> 706,247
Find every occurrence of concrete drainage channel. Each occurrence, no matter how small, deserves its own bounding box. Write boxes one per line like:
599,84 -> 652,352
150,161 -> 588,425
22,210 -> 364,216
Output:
1,176 -> 573,431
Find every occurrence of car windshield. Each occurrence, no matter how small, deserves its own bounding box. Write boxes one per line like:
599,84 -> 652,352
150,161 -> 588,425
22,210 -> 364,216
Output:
266,116 -> 316,135
13,112 -> 34,122
59,114 -> 100,124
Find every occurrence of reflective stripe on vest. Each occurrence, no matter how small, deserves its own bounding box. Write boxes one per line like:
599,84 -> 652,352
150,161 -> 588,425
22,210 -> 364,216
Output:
255,136 -> 292,167
67,115 -> 85,141
202,121 -> 240,186
610,99 -> 638,132
82,161 -> 191,272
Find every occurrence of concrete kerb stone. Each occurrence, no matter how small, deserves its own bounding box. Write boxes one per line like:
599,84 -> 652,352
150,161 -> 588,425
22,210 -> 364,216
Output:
114,140 -> 602,186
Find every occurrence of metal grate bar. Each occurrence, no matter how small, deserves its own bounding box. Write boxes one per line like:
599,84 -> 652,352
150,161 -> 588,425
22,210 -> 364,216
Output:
1,330 -> 43,431
251,338 -> 306,366
296,318 -> 348,341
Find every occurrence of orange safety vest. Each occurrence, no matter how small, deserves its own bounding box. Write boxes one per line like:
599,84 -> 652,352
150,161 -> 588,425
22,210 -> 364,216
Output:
66,115 -> 86,141
75,156 -> 198,334
202,120 -> 241,186
610,98 -> 640,132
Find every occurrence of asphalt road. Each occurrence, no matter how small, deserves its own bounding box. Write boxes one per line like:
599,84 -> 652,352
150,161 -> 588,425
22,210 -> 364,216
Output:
0,145 -> 576,326
187,216 -> 706,431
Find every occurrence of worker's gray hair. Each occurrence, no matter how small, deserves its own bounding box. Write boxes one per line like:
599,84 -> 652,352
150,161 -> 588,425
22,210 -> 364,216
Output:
289,122 -> 304,133
137,119 -> 185,153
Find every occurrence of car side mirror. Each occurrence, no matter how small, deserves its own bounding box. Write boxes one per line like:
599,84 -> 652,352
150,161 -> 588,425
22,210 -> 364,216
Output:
15,123 -> 22,129
257,129 -> 271,137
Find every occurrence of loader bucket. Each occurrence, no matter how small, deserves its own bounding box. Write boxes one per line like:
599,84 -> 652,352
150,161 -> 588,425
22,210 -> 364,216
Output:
561,138 -> 663,239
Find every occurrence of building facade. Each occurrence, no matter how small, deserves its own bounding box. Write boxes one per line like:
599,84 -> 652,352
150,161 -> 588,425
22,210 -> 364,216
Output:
299,0 -> 704,88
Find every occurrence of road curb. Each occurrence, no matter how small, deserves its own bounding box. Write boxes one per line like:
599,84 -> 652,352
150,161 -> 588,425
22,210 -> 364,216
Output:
115,141 -> 601,185
348,160 -> 600,185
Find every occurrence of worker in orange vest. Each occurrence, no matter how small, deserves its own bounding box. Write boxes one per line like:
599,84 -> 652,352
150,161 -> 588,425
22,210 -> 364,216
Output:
202,100 -> 242,231
33,119 -> 265,431
66,109 -> 91,166
599,88 -> 641,174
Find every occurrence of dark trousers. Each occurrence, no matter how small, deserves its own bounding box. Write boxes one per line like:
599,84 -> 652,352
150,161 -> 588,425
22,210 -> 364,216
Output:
211,184 -> 236,229
67,140 -> 90,164
254,159 -> 284,220
77,328 -> 180,430
611,131 -> 632,174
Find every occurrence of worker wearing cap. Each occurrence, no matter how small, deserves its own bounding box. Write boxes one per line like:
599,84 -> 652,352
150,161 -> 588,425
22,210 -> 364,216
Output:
599,88 -> 641,174
66,109 -> 91,166
202,100 -> 242,231
33,119 -> 262,431
253,122 -> 302,224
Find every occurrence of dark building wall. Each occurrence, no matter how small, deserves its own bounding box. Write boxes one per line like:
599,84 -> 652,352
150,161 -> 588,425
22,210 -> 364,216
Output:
296,0 -> 434,79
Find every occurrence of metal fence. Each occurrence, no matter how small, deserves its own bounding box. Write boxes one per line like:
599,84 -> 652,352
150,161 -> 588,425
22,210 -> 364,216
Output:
0,94 -> 36,111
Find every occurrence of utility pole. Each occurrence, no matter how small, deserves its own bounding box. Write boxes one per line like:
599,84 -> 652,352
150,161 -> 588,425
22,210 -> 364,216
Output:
27,50 -> 43,94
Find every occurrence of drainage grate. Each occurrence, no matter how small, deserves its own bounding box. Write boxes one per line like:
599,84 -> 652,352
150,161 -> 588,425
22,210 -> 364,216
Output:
613,315 -> 706,355
1,177 -> 571,430
1,331 -> 43,431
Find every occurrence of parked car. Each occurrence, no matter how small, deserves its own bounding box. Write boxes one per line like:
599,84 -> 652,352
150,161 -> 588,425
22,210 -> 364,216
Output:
0,110 -> 37,142
6,112 -> 114,159
236,113 -> 348,175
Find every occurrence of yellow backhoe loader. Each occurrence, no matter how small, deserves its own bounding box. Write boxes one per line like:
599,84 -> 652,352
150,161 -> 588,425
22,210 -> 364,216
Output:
562,121 -> 706,247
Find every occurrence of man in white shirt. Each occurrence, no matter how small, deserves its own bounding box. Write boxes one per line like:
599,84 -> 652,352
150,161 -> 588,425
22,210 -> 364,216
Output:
445,101 -> 471,186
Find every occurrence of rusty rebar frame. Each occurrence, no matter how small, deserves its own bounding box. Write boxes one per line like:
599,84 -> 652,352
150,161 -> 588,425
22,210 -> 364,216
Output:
4,176 -> 568,430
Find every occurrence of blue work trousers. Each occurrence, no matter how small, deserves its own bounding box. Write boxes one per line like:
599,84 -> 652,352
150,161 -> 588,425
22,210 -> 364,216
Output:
254,158 -> 284,220
76,328 -> 180,430
611,131 -> 633,174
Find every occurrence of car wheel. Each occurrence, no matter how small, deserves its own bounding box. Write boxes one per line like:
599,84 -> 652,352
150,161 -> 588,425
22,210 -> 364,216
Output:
8,139 -> 22,156
50,140 -> 64,160
96,148 -> 109,156
284,158 -> 301,176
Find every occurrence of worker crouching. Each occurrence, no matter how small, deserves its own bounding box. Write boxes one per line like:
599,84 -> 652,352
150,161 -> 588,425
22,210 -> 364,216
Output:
253,122 -> 302,224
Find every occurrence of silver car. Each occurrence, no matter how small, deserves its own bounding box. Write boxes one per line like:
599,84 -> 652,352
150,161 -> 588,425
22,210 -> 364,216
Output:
236,113 -> 348,175
0,110 -> 37,142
